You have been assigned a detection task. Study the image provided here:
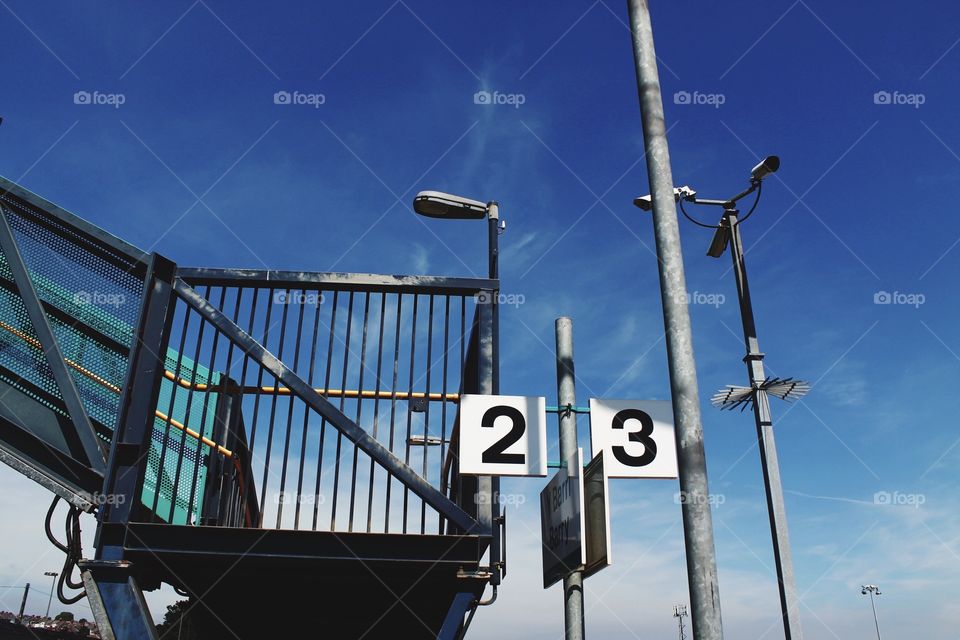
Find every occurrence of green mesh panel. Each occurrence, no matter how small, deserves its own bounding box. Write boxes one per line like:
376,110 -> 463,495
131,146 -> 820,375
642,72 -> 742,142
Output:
140,352 -> 221,525
0,246 -> 136,440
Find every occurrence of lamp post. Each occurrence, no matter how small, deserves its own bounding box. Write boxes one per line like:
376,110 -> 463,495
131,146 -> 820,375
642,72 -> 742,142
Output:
43,572 -> 57,618
861,585 -> 882,640
636,156 -> 809,640
412,190 -> 505,593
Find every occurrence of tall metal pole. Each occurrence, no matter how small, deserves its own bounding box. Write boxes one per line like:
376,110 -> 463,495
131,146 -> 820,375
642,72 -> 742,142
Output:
626,1 -> 724,637
555,317 -> 585,640
726,211 -> 802,639
863,587 -> 882,640
45,573 -> 57,618
17,583 -> 29,623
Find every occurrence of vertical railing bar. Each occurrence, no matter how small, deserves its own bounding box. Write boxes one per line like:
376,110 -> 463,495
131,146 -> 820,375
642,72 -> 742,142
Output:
420,294 -> 435,534
384,293 -> 403,533
401,294 -> 419,534
330,291 -> 354,530
168,284 -> 212,524
276,294 -> 306,528
218,287 -> 245,526
258,287 -> 291,527
246,287 -> 274,526
438,295 -> 451,535
295,296 -> 323,530
366,292 -> 387,533
184,285 -> 227,521
348,292 -> 370,532
237,287 -> 262,524
312,290 -> 339,531
151,302 -> 192,518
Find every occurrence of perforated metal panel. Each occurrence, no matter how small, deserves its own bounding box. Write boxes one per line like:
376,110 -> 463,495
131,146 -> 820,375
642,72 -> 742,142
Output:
141,351 -> 220,525
0,181 -> 148,502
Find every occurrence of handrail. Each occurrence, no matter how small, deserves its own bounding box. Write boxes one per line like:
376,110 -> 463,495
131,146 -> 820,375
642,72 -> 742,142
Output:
0,320 -> 234,458
160,369 -> 460,403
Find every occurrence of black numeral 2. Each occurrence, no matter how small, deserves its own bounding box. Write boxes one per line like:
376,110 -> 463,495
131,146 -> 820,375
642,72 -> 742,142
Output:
481,405 -> 526,464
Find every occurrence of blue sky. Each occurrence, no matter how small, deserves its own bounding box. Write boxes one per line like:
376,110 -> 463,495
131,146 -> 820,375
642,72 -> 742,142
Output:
0,0 -> 959,637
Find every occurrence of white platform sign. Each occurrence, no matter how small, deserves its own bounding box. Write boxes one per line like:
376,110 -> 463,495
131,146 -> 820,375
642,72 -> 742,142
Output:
540,448 -> 585,589
459,394 -> 547,477
588,399 -> 678,479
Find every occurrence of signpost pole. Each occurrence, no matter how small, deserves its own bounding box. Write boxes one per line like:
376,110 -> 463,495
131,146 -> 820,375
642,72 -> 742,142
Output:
555,317 -> 585,640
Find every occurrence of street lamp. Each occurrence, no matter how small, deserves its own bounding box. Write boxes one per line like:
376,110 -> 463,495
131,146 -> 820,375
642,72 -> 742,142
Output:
412,191 -> 503,280
412,189 -> 505,596
861,585 -> 882,640
634,155 -> 809,640
43,572 -> 57,618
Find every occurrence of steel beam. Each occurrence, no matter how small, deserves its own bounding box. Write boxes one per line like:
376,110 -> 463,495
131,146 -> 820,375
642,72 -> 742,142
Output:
177,267 -> 496,296
0,176 -> 149,269
97,254 -> 177,557
80,560 -> 158,640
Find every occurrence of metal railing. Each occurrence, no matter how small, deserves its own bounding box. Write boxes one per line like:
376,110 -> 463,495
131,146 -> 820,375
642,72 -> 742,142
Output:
124,268 -> 495,536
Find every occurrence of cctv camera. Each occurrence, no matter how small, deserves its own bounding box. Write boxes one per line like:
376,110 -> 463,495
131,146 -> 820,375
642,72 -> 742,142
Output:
633,195 -> 654,211
633,186 -> 696,212
750,156 -> 780,182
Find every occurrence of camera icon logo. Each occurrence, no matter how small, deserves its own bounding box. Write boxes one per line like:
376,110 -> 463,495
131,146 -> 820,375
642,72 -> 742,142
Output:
273,91 -> 292,105
873,91 -> 891,105
473,90 -> 492,105
73,91 -> 91,105
873,491 -> 891,505
873,291 -> 891,305
673,91 -> 691,105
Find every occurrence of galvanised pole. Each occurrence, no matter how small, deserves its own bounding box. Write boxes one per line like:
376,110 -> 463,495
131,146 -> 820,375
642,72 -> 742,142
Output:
726,211 -> 802,639
865,588 -> 881,640
626,1 -> 724,637
17,583 -> 29,624
555,317 -> 585,640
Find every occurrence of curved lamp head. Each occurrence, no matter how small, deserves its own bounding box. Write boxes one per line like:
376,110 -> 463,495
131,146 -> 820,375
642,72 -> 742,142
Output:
750,156 -> 780,182
413,191 -> 487,220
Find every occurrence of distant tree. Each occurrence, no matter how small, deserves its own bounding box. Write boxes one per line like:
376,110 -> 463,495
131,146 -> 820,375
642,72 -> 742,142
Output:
55,611 -> 74,621
155,599 -> 202,639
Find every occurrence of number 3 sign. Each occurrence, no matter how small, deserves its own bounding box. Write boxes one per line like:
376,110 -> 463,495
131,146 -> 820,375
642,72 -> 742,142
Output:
588,399 -> 678,479
459,395 -> 547,477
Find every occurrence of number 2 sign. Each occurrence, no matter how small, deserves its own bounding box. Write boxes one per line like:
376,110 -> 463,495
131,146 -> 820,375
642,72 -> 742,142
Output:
459,395 -> 547,477
588,399 -> 678,479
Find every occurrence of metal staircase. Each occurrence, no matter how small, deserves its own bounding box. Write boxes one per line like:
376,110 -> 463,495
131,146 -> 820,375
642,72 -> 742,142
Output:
0,176 -> 503,639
